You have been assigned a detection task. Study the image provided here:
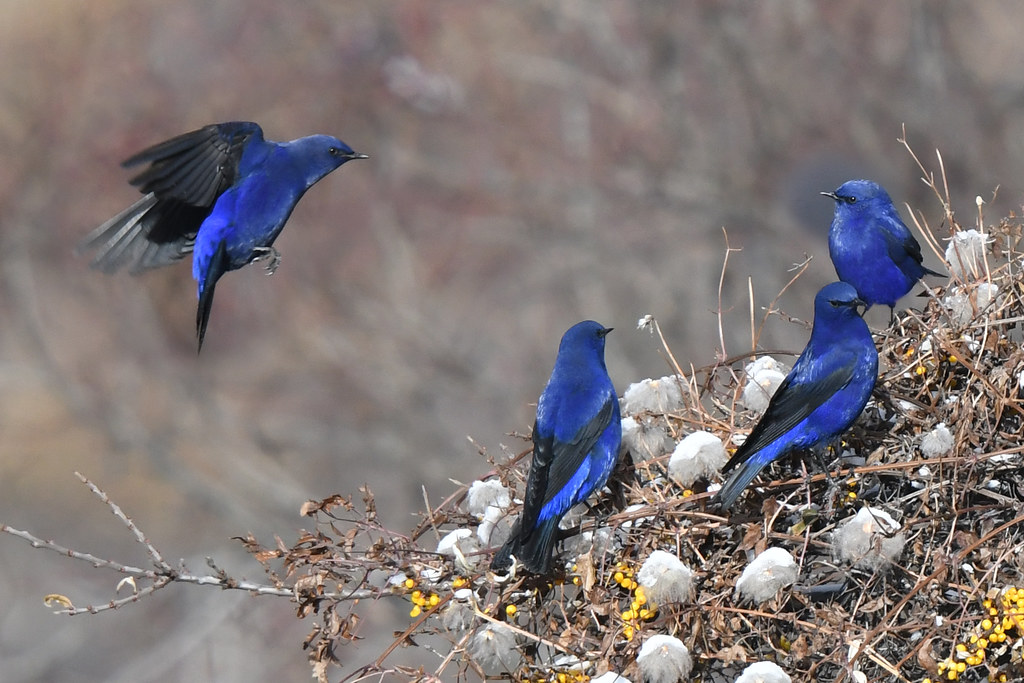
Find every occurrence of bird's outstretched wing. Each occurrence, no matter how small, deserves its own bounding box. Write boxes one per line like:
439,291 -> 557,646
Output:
724,359 -> 856,471
520,398 -> 615,533
78,122 -> 264,274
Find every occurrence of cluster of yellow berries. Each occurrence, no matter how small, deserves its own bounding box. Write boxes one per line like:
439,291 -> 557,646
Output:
928,585 -> 1024,682
610,562 -> 657,641
402,578 -> 441,618
529,671 -> 589,683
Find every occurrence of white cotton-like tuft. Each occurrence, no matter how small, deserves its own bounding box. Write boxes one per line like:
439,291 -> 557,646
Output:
945,229 -> 991,280
622,376 -> 687,414
734,547 -> 798,604
637,550 -> 694,605
834,507 -> 906,571
734,660 -> 793,683
668,431 -> 728,487
742,357 -> 788,414
441,601 -> 475,632
944,283 -> 999,325
621,415 -> 673,461
636,634 -> 693,683
468,623 -> 520,671
437,528 -> 480,571
477,504 -> 511,546
920,423 -> 954,458
465,479 -> 510,517
592,673 -> 632,683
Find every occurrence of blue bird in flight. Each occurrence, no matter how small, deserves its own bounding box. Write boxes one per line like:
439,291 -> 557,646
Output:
714,282 -> 878,509
491,321 -> 621,576
822,179 -> 944,317
78,122 -> 367,350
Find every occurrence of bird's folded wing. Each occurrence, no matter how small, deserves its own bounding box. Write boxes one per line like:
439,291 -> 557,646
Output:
724,361 -> 856,470
881,215 -> 924,265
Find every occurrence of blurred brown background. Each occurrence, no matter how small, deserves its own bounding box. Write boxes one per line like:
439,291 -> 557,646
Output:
2,2 -> 1023,681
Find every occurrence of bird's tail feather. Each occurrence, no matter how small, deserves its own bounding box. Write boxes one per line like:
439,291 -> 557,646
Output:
714,460 -> 766,509
490,517 -> 560,576
196,240 -> 230,353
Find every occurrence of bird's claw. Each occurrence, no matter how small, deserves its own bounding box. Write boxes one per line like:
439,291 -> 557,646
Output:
251,247 -> 281,275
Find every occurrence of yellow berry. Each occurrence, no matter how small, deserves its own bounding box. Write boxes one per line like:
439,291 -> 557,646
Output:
623,625 -> 634,641
572,576 -> 581,585
613,571 -> 624,583
983,619 -> 993,631
404,578 -> 415,589
506,604 -> 517,616
429,594 -> 440,606
956,643 -> 967,653
916,365 -> 927,376
957,662 -> 966,672
410,606 -> 421,618
621,610 -> 634,620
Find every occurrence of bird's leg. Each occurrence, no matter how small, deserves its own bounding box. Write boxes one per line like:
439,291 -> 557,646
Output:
250,246 -> 281,275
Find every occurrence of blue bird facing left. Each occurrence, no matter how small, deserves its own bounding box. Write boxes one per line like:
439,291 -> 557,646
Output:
78,121 -> 368,351
491,321 -> 621,576
823,179 -> 944,317
714,282 -> 878,509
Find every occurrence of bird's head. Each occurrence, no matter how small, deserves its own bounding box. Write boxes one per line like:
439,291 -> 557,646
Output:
814,281 -> 868,321
559,320 -> 613,358
820,179 -> 894,216
289,134 -> 368,184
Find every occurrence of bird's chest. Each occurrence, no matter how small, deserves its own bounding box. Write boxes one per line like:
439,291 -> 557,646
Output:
214,174 -> 303,263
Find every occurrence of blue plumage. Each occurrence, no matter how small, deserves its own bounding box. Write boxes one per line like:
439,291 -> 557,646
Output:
79,122 -> 367,350
823,179 -> 943,314
491,321 -> 621,575
714,282 -> 878,508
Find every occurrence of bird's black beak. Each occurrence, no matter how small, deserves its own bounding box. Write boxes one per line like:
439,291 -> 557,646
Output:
347,152 -> 370,160
598,327 -> 613,338
853,297 -> 868,317
820,190 -> 839,201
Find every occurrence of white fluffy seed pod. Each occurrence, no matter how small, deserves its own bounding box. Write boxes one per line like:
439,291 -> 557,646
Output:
636,634 -> 693,683
945,229 -> 991,280
468,623 -> 520,671
637,550 -> 694,605
920,423 -> 954,458
622,376 -> 687,414
833,507 -> 906,571
465,479 -> 510,517
668,431 -> 728,487
437,528 -> 480,571
734,547 -> 798,604
944,282 -> 999,325
734,660 -> 793,683
621,415 -> 673,461
742,357 -> 788,414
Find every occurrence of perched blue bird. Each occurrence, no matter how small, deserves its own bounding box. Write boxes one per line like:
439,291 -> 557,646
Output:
714,282 -> 878,509
823,179 -> 944,316
491,321 -> 621,575
78,122 -> 367,350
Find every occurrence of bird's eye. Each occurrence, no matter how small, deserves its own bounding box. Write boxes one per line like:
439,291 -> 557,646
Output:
845,196 -> 857,204
328,147 -> 339,155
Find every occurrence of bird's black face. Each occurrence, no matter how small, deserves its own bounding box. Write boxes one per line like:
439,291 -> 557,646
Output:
820,190 -> 857,205
327,144 -> 368,162
829,294 -> 867,317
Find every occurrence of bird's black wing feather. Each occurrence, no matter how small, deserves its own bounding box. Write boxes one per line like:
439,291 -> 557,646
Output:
724,362 -> 855,471
79,122 -> 264,273
519,398 -> 615,534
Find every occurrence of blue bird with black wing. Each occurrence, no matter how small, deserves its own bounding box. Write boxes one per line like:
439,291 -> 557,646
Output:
79,122 -> 367,350
715,282 -> 878,509
491,321 -> 622,576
